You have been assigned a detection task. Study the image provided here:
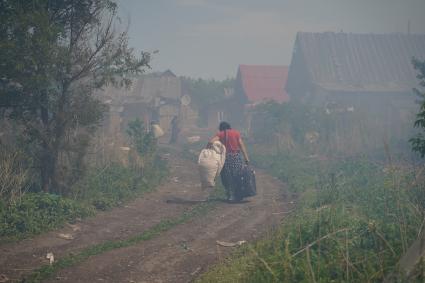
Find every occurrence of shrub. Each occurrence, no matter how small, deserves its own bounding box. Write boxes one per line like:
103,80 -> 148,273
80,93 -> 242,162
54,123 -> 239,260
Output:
0,193 -> 93,239
70,159 -> 167,211
0,120 -> 168,240
198,153 -> 424,282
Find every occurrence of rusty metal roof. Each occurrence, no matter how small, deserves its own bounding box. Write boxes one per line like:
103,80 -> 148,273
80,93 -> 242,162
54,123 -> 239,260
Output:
237,65 -> 289,103
290,32 -> 425,93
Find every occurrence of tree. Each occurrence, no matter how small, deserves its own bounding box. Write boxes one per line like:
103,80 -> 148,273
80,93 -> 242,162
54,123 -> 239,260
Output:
410,59 -> 425,157
180,77 -> 235,126
0,0 -> 150,193
251,100 -> 318,145
181,77 -> 235,107
126,119 -> 156,161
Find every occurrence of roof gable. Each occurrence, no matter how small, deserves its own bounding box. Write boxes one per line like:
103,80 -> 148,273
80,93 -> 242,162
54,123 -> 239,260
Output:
238,65 -> 289,103
162,70 -> 176,77
289,32 -> 425,93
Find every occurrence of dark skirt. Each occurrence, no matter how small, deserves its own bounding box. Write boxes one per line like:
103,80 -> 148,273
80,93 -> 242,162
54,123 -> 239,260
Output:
220,151 -> 243,197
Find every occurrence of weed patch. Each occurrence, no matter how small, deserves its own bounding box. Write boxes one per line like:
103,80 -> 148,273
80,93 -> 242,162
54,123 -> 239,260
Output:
198,152 -> 425,282
0,193 -> 93,241
0,156 -> 167,241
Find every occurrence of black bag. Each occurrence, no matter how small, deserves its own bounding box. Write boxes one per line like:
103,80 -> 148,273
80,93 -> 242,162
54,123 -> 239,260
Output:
239,165 -> 257,198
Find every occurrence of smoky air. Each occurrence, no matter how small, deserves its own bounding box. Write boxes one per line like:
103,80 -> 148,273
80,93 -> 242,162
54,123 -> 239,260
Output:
1,1 -> 425,282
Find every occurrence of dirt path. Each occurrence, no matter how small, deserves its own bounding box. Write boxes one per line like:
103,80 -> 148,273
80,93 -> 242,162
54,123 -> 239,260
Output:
0,147 -> 291,283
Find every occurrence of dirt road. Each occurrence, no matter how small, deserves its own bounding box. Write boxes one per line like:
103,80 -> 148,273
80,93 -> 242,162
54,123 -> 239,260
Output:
0,147 -> 290,283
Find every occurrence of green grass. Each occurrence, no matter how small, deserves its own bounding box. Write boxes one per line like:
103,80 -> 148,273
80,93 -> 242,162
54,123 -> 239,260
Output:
198,152 -> 425,283
0,193 -> 94,242
0,156 -> 168,242
70,159 -> 167,211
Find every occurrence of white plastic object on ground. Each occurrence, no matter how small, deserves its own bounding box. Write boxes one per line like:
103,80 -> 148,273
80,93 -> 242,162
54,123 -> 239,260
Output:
216,240 -> 246,247
46,252 -> 54,265
57,233 -> 74,240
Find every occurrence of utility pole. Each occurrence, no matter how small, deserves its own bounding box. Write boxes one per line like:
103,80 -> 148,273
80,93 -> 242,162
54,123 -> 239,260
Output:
408,20 -> 411,34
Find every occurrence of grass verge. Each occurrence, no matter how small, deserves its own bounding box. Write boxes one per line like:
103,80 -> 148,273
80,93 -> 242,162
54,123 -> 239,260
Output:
197,152 -> 425,282
0,156 -> 168,242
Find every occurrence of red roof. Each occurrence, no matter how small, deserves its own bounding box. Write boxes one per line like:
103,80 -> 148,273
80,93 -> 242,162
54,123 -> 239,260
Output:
238,65 -> 289,103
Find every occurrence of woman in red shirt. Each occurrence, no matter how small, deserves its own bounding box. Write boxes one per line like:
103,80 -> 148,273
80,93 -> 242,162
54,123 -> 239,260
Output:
207,121 -> 250,201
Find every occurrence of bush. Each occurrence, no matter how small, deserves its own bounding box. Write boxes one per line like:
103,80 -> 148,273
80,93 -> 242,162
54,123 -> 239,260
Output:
0,156 -> 167,240
71,158 -> 167,211
0,193 -> 93,239
0,118 -> 169,240
250,150 -> 318,193
198,153 -> 424,282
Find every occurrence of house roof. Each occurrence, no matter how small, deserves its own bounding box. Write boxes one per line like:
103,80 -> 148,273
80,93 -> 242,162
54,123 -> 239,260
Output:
238,65 -> 289,103
98,70 -> 181,104
288,32 -> 425,93
161,70 -> 176,77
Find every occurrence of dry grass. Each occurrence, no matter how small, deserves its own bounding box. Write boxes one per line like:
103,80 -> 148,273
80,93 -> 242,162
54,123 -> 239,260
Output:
0,149 -> 30,204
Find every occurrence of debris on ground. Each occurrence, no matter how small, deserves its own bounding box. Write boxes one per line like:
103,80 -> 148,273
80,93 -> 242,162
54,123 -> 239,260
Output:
66,223 -> 81,231
57,233 -> 74,240
46,252 -> 54,265
216,240 -> 246,247
272,209 -> 296,215
180,242 -> 193,251
0,274 -> 9,283
190,267 -> 202,276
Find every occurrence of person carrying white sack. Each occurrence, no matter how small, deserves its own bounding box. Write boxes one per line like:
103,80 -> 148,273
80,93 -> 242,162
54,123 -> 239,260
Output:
206,121 -> 250,202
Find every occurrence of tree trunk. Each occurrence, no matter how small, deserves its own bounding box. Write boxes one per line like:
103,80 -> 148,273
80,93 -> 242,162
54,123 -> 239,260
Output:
40,104 -> 51,193
40,144 -> 56,193
39,101 -> 60,194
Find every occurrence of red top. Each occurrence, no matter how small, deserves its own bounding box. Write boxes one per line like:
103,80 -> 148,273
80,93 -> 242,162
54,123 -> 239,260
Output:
216,129 -> 241,153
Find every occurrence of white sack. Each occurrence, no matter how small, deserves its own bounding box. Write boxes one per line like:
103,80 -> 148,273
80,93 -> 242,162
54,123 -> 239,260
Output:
151,124 -> 164,138
198,141 -> 226,188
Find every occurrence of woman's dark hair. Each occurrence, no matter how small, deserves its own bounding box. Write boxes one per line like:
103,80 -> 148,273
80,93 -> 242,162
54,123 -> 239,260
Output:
219,121 -> 231,131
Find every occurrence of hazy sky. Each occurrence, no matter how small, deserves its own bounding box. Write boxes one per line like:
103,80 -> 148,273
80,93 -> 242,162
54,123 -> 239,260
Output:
119,0 -> 425,80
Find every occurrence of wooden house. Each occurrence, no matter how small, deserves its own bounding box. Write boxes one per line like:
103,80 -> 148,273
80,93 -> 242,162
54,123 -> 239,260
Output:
286,32 -> 425,153
122,70 -> 182,132
99,70 -> 200,147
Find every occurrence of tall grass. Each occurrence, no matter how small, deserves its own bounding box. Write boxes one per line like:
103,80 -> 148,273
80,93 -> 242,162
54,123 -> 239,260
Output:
70,155 -> 167,210
198,152 -> 425,282
0,148 -> 31,204
0,153 -> 168,241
